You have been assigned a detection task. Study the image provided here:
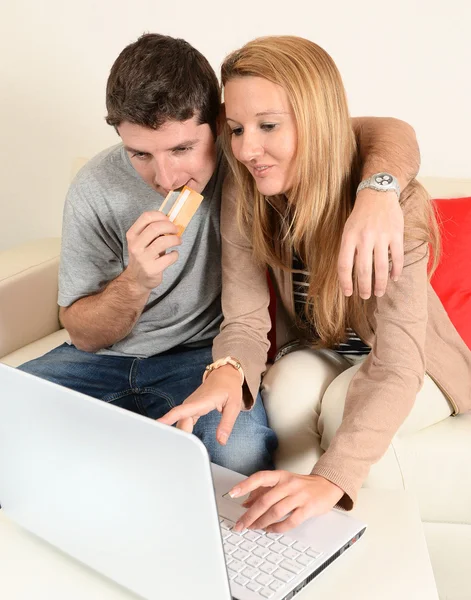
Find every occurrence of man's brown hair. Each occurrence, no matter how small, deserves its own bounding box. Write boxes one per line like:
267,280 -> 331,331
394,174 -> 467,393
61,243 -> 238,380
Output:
106,33 -> 221,136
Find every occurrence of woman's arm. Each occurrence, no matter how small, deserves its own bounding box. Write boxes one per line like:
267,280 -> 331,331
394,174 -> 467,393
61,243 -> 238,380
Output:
314,181 -> 430,508
212,177 -> 272,405
157,177 -> 272,443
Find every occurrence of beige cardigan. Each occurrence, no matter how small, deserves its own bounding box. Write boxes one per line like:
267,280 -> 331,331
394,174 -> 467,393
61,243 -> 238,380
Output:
213,179 -> 471,509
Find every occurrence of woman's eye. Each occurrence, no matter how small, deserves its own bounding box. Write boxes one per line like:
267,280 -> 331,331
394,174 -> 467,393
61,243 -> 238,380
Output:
230,127 -> 243,136
261,123 -> 276,132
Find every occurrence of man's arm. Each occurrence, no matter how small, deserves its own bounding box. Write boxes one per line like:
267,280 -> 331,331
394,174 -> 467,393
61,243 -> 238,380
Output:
352,116 -> 420,190
338,117 -> 420,299
61,211 -> 181,353
60,271 -> 150,353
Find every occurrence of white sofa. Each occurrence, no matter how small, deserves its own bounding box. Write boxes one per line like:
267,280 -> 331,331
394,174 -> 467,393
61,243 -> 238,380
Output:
1,177 -> 470,600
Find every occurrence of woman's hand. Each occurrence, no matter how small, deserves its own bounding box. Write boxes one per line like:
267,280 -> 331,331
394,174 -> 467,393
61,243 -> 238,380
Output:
157,366 -> 244,445
230,471 -> 345,534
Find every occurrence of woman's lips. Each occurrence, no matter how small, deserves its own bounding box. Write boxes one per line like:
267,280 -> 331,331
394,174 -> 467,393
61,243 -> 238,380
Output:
251,165 -> 274,178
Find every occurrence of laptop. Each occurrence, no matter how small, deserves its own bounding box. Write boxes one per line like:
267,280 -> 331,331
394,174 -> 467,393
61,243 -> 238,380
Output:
0,363 -> 366,600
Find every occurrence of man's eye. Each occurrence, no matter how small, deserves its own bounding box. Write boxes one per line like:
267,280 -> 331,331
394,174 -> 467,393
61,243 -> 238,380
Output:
230,128 -> 243,136
173,146 -> 193,154
131,152 -> 149,160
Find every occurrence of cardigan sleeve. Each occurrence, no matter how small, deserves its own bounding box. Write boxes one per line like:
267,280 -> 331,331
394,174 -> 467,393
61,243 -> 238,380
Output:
212,178 -> 272,408
312,182 -> 432,508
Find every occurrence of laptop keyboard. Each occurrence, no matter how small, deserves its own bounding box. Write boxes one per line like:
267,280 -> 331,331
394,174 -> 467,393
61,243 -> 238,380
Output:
220,517 -> 323,598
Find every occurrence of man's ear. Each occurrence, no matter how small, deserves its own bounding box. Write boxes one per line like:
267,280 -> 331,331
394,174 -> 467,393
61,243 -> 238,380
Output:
216,103 -> 226,137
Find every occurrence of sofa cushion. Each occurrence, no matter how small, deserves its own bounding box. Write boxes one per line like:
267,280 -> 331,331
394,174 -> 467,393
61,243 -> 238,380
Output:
0,329 -> 70,368
393,413 -> 471,524
424,522 -> 471,600
431,197 -> 471,348
0,238 -> 62,357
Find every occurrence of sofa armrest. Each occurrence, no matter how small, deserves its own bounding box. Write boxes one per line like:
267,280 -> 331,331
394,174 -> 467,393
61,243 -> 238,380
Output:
0,238 -> 62,358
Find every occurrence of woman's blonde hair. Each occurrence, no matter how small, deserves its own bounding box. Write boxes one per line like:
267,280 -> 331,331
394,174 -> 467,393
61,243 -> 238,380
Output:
221,36 -> 439,347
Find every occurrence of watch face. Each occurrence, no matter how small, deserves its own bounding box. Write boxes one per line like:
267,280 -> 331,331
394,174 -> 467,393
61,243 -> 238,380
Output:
374,173 -> 394,187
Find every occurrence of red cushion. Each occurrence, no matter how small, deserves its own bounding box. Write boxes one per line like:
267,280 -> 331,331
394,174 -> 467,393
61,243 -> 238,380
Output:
431,197 -> 471,348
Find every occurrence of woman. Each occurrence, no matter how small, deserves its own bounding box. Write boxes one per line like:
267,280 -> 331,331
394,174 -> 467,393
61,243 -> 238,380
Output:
165,36 -> 471,533
216,35 -> 471,531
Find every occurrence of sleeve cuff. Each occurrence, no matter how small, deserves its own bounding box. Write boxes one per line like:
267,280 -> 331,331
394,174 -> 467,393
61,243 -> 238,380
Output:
310,464 -> 357,511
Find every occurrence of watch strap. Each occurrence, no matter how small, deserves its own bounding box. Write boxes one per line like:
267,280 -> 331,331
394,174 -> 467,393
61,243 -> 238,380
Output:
202,356 -> 245,385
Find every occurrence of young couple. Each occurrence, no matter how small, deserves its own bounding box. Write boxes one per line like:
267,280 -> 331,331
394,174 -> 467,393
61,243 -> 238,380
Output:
20,34 -> 471,533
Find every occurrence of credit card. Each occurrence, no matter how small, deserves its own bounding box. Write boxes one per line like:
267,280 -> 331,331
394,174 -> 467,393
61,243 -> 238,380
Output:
160,186 -> 204,236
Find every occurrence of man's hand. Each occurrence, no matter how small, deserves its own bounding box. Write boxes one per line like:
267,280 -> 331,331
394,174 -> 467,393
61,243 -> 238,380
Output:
157,366 -> 244,445
124,211 -> 182,291
229,471 -> 344,534
338,189 -> 404,299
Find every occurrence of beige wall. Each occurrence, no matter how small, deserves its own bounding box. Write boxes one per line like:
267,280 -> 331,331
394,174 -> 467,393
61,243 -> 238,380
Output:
1,0 -> 470,251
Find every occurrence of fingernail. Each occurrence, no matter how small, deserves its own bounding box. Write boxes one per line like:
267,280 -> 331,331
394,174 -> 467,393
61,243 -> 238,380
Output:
234,521 -> 243,531
393,276 -> 399,282
375,291 -> 384,297
229,487 -> 241,498
344,290 -> 352,297
218,432 -> 228,445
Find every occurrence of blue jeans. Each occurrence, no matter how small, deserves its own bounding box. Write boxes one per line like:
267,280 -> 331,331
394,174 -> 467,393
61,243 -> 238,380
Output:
19,344 -> 277,475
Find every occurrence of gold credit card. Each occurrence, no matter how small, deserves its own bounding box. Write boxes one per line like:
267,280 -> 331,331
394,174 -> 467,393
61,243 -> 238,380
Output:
160,186 -> 204,236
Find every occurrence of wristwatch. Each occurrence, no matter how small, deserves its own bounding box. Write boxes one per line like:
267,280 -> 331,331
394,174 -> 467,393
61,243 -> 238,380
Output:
202,356 -> 245,385
356,172 -> 400,199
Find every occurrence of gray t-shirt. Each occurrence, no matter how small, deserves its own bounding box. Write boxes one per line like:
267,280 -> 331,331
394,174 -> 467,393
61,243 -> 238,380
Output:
59,143 -> 226,357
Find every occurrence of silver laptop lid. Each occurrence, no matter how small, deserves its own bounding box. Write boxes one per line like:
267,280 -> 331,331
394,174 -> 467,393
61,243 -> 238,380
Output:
0,364 -> 231,600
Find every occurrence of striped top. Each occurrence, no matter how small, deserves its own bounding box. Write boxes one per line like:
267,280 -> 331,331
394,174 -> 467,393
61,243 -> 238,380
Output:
292,253 -> 371,356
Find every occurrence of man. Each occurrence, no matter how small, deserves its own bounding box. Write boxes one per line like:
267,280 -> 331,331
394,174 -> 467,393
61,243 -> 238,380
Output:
20,33 -> 420,475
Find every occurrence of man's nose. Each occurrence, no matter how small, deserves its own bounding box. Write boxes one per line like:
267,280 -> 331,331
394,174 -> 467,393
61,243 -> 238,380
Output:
154,160 -> 178,193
